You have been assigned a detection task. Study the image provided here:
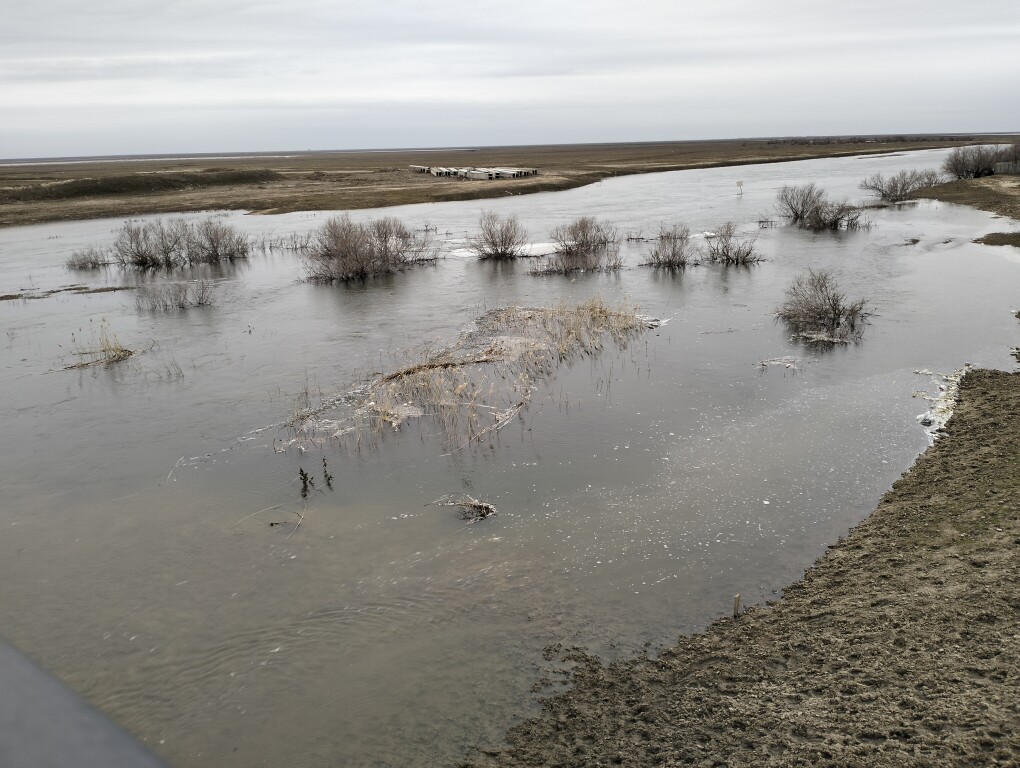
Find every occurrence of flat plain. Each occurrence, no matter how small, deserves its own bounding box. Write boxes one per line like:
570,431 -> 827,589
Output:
0,136 -> 982,228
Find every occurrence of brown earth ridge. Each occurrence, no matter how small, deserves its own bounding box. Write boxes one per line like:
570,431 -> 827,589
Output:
462,368 -> 1020,767
0,135 -> 992,228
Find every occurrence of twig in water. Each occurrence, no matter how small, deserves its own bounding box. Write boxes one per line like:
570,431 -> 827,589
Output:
235,504 -> 283,525
165,456 -> 185,485
427,494 -> 498,523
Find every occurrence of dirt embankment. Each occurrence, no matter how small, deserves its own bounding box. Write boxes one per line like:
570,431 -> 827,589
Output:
0,136 -> 982,228
463,369 -> 1020,767
919,175 -> 1020,238
919,175 -> 1020,220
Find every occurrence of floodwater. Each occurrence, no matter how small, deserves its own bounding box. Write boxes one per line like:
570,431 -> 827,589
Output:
1,149 -> 1018,767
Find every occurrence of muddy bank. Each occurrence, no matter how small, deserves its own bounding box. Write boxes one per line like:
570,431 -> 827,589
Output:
919,175 -> 1020,221
463,368 -> 1020,767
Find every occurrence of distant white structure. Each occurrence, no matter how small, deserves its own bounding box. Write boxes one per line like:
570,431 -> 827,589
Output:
409,166 -> 538,180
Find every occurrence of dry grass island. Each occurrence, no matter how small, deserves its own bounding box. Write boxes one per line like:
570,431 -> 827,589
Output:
0,135 -> 992,228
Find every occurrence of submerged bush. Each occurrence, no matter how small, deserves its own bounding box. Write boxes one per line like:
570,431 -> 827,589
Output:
775,184 -> 868,232
109,217 -> 250,269
303,214 -> 438,282
775,183 -> 826,225
859,169 -> 943,202
643,223 -> 697,269
703,222 -> 761,265
468,211 -> 529,259
776,268 -> 871,343
187,219 -> 251,263
532,217 -> 620,274
66,246 -> 112,270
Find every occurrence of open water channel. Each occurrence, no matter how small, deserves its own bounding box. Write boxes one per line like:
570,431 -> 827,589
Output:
1,148 -> 1018,766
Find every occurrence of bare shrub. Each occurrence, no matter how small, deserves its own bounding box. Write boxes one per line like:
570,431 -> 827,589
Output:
703,222 -> 761,265
859,169 -> 944,202
775,184 -> 868,231
643,223 -> 696,269
776,268 -> 871,343
303,214 -> 438,282
802,200 -> 869,231
110,218 -> 250,269
775,183 -> 825,224
135,280 -> 215,311
186,218 -> 251,263
468,211 -> 529,259
943,145 -> 1009,179
532,217 -> 620,274
66,246 -> 112,269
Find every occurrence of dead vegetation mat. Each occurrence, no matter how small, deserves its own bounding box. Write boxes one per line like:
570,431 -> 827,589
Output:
463,369 -> 1020,767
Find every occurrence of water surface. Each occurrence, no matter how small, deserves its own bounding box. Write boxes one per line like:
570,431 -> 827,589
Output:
1,148 -> 1018,766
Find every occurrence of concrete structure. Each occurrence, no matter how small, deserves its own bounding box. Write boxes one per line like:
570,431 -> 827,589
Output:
409,165 -> 537,179
994,162 -> 1020,174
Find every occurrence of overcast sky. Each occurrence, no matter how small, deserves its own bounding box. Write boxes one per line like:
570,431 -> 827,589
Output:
2,0 -> 1018,158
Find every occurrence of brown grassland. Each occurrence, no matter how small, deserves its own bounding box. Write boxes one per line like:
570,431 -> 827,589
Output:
0,136 -> 986,228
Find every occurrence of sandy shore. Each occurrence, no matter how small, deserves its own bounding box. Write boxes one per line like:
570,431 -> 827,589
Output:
462,368 -> 1020,767
0,136 -> 979,228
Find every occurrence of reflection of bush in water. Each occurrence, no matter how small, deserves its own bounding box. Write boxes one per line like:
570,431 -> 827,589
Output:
135,280 -> 215,311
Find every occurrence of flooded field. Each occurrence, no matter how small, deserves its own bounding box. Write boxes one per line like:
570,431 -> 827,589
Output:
1,149 -> 1018,767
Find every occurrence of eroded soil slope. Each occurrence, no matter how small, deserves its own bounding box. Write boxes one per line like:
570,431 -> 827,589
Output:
465,369 -> 1020,767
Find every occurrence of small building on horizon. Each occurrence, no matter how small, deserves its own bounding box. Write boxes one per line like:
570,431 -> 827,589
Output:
409,165 -> 538,179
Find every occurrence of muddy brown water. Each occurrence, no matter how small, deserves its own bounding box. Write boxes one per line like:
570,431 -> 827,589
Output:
1,149 -> 1018,767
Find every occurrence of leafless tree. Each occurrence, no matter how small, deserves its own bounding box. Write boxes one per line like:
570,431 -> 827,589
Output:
468,211 -> 529,259
942,145 -> 1009,179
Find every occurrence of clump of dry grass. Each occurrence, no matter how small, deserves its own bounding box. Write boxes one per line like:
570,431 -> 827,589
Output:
303,214 -> 439,281
468,211 -> 530,259
65,317 -> 133,368
703,222 -> 761,265
532,217 -> 621,274
135,280 -> 215,311
776,268 -> 871,343
428,494 -> 497,523
280,297 -> 657,452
